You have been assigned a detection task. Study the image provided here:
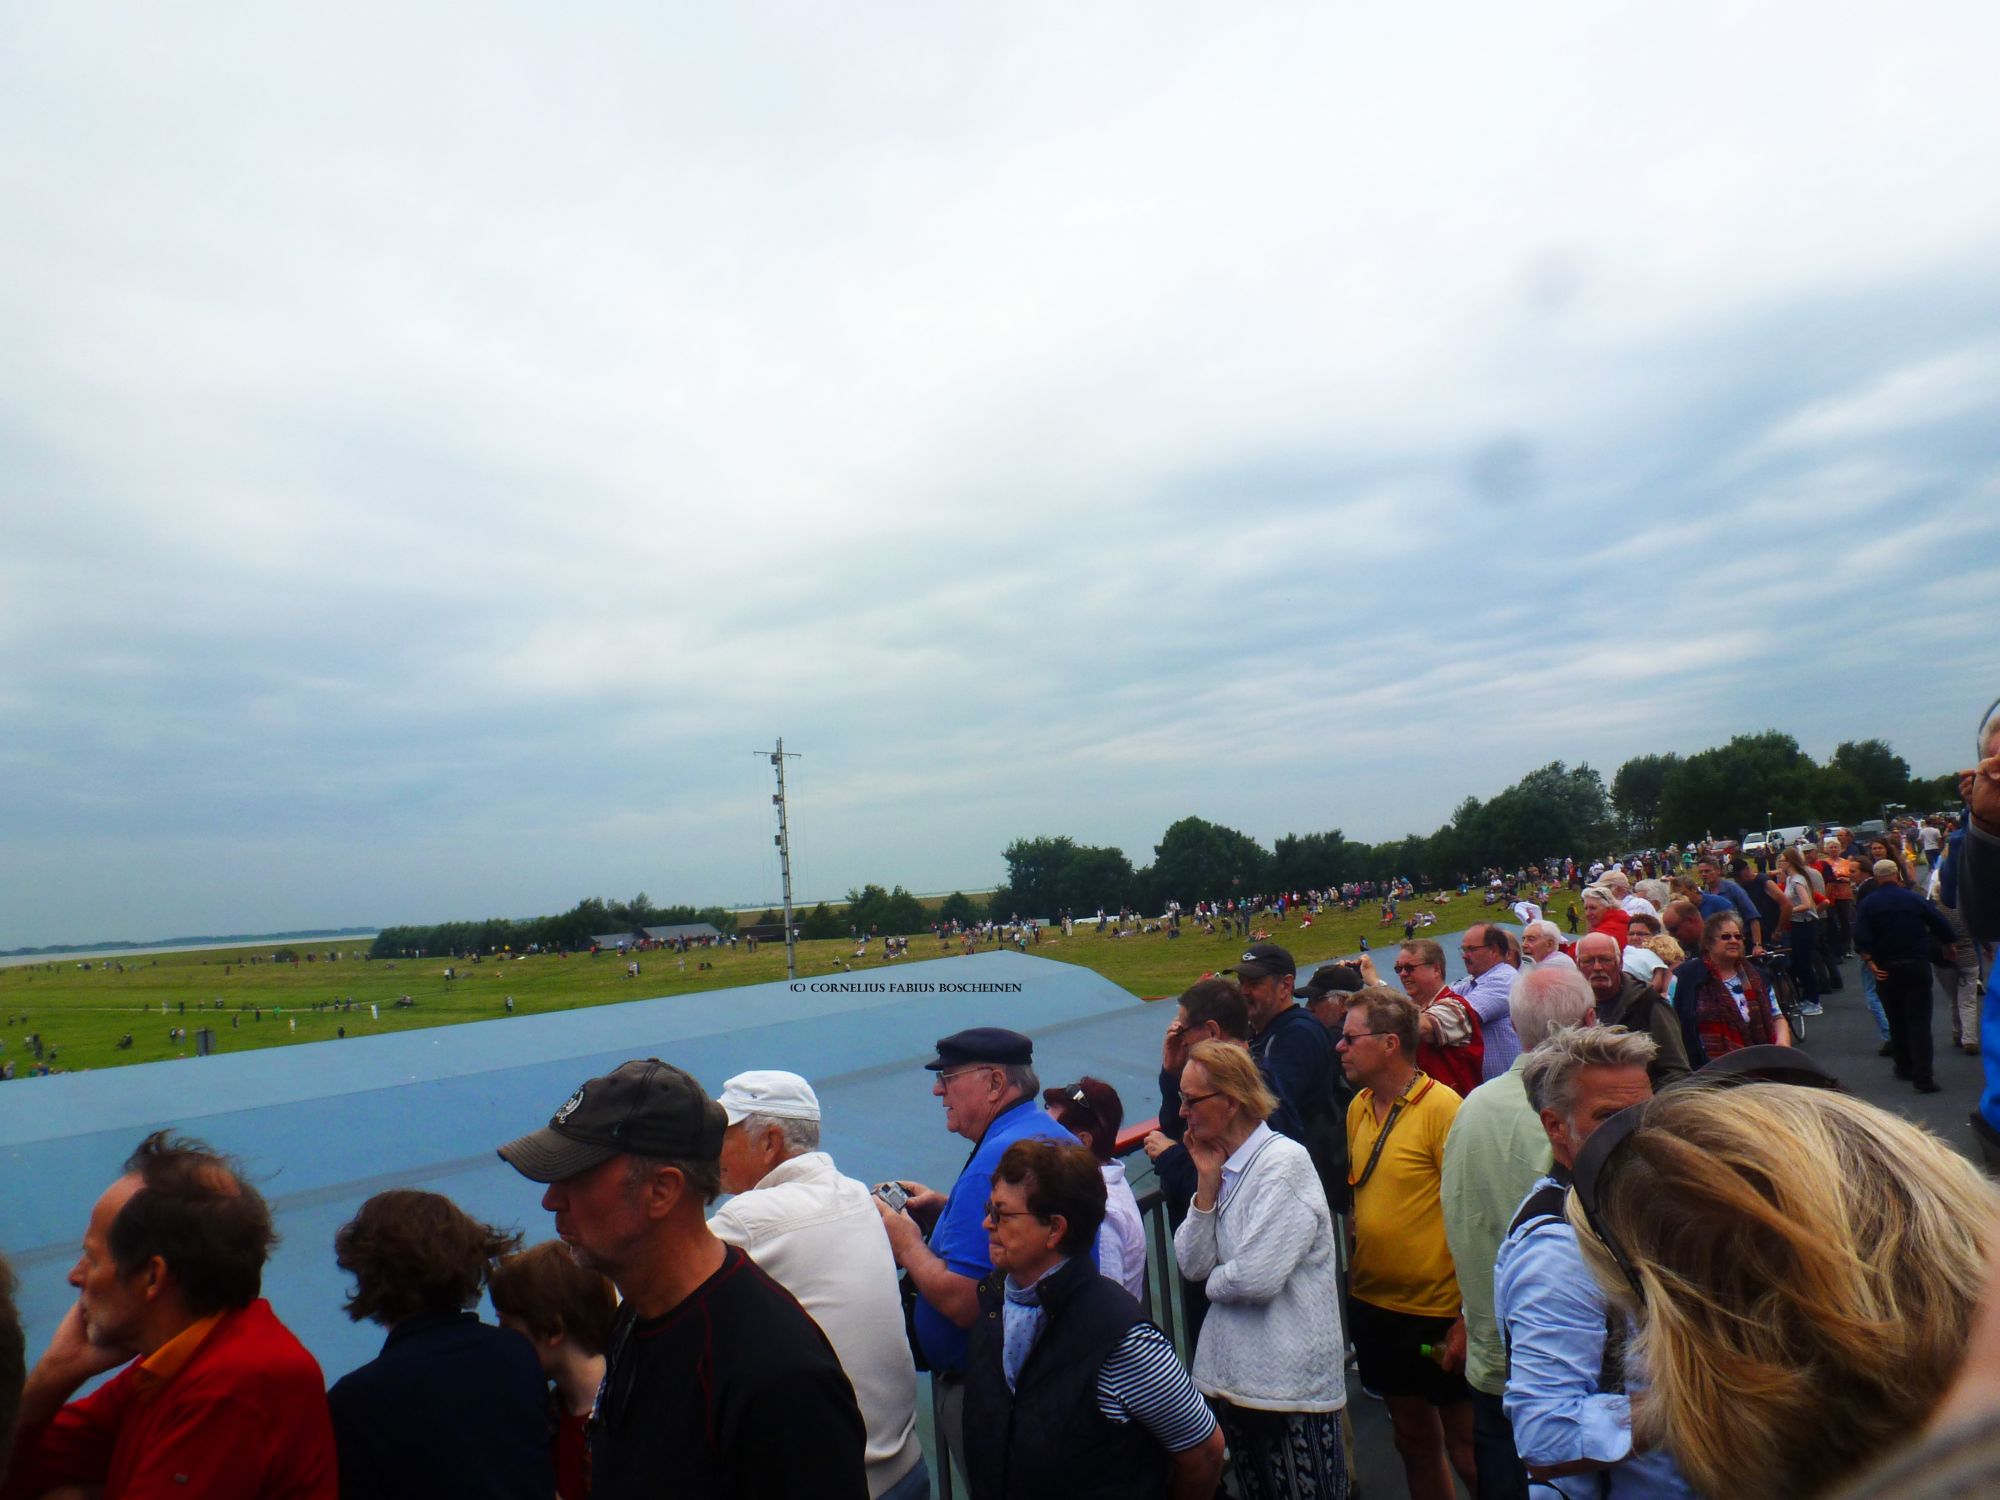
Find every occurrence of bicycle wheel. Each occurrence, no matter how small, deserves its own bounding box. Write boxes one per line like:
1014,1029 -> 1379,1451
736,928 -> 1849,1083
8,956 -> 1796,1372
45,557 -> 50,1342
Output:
1769,964 -> 1805,1043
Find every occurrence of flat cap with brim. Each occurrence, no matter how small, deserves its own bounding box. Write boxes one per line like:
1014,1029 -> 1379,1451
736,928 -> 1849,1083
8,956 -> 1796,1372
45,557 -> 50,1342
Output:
497,1058 -> 726,1183
925,1026 -> 1034,1070
1300,962 -> 1364,999
1227,941 -> 1296,980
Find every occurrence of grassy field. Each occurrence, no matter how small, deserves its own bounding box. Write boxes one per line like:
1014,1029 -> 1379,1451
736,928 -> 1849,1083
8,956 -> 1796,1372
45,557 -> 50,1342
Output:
0,892 -> 1576,1077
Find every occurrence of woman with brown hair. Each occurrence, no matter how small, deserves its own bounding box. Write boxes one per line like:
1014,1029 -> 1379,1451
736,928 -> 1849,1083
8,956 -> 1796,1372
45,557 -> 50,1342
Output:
1569,1084 -> 1996,1498
1779,845 -> 1826,1015
328,1189 -> 553,1500
1670,912 -> 1791,1063
491,1240 -> 620,1500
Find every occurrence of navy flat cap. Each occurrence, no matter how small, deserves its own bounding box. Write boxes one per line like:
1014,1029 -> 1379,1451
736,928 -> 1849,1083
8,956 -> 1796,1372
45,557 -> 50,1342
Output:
925,1027 -> 1034,1070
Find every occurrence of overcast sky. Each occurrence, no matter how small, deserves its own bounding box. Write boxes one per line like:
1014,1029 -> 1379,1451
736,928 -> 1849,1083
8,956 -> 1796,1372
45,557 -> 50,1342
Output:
4,3 -> 1998,947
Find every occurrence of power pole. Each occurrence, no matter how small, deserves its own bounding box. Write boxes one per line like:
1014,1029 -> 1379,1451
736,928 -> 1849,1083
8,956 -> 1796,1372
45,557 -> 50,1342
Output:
757,739 -> 803,980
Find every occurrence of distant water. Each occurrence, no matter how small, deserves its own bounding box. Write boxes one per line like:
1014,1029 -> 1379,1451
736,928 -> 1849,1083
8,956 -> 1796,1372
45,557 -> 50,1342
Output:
0,934 -> 379,971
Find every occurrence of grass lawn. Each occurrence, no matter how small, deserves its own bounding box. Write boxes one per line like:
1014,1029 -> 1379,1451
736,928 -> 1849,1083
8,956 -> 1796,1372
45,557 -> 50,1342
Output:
0,890 -> 1579,1077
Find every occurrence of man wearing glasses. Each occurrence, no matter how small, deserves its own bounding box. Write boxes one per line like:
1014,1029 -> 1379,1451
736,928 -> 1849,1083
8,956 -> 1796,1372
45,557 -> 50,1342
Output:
1340,988 -> 1473,1500
1456,924 -> 1522,1082
873,1027 -> 1077,1473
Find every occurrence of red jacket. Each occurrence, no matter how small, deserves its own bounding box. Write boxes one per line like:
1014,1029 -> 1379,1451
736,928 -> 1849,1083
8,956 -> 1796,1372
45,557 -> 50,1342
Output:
1590,907 -> 1632,948
2,1299 -> 337,1500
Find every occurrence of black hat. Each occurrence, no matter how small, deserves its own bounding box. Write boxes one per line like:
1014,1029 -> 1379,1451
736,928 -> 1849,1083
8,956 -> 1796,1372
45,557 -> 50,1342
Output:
1299,962 -> 1364,999
924,1027 -> 1034,1070
497,1058 -> 727,1183
1227,941 -> 1296,981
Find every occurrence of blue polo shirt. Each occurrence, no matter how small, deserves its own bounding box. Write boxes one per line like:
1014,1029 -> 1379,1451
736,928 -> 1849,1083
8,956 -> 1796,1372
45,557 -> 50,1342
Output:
915,1098 -> 1079,1372
1700,880 -> 1759,928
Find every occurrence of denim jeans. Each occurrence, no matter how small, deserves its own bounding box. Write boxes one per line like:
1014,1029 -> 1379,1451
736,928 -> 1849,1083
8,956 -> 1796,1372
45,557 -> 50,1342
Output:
1862,964 -> 1891,1040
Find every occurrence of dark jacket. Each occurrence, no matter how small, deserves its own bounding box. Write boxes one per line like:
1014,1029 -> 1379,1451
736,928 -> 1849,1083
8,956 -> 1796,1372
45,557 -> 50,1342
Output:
1854,884 -> 1956,966
963,1254 -> 1165,1500
1597,974 -> 1691,1086
1248,1004 -> 1348,1211
1959,820 -> 2000,944
327,1311 -> 555,1500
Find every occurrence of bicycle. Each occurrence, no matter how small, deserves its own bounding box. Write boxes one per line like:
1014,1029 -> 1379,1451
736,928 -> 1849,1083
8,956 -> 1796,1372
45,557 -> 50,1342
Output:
1758,950 -> 1806,1044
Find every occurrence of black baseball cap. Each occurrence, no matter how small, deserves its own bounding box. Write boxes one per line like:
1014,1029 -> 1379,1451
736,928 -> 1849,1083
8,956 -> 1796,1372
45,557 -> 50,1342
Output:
924,1027 -> 1034,1070
1299,963 -> 1364,999
1227,942 -> 1296,981
497,1058 -> 727,1183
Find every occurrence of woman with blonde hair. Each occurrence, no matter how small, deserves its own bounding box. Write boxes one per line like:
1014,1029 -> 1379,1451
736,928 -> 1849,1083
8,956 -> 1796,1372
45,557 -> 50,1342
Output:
1174,1039 -> 1346,1497
1568,1083 -> 1996,1498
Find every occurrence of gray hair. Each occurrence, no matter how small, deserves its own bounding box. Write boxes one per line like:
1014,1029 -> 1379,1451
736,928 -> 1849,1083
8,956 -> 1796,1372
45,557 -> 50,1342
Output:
1581,884 -> 1616,907
1521,1025 -> 1659,1120
1001,1062 -> 1040,1098
1508,964 -> 1597,1050
624,1151 -> 722,1206
737,1112 -> 821,1157
1525,918 -> 1563,947
1635,879 -> 1671,908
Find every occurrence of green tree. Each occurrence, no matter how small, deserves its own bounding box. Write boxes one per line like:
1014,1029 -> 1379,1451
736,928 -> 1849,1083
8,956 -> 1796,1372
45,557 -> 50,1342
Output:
1829,739 -> 1913,809
1611,753 -> 1681,844
801,902 -> 845,940
995,836 -> 1135,915
1148,816 -> 1272,904
939,891 -> 981,926
1272,829 -> 1365,889
1656,731 -> 1820,841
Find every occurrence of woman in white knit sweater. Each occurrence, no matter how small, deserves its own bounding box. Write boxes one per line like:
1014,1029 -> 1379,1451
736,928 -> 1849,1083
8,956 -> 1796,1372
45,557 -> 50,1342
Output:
1174,1039 -> 1347,1499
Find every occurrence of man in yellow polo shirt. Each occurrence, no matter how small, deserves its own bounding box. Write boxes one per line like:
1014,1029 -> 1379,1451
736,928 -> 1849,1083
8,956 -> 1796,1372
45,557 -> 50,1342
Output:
1340,987 -> 1474,1500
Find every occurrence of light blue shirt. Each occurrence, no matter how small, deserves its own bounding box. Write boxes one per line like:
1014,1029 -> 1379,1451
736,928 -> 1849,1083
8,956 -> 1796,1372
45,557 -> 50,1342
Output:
1457,963 -> 1523,1079
1493,1176 -> 1696,1499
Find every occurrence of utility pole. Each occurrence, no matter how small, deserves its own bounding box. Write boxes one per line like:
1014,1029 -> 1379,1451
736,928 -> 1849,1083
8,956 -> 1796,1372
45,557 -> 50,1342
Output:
757,739 -> 802,980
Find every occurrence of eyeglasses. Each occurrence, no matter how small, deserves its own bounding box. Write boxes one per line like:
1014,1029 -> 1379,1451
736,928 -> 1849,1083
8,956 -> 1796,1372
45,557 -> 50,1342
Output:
1712,932 -> 1743,943
935,1064 -> 998,1086
1336,1031 -> 1387,1047
1391,962 -> 1424,974
983,1200 -> 1046,1223
1180,1090 -> 1222,1107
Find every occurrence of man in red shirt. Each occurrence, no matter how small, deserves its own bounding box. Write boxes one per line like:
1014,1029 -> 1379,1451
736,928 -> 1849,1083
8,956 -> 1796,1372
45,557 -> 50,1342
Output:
2,1131 -> 336,1500
1393,939 -> 1484,1096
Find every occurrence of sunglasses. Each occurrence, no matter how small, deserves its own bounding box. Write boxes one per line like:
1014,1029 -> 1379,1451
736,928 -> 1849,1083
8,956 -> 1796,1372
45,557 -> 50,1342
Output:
1570,1047 -> 1841,1307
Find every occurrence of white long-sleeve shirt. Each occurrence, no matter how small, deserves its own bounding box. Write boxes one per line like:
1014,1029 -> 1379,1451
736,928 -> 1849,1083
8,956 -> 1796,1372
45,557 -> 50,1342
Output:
1173,1124 -> 1345,1411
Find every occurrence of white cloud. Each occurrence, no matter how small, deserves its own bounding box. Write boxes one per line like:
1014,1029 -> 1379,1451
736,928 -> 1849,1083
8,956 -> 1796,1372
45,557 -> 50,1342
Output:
4,1 -> 2000,942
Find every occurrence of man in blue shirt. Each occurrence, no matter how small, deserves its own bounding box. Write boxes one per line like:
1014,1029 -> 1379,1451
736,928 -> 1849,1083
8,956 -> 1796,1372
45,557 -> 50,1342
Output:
875,1027 -> 1077,1478
1495,1027 -> 1695,1498
1695,857 -> 1763,952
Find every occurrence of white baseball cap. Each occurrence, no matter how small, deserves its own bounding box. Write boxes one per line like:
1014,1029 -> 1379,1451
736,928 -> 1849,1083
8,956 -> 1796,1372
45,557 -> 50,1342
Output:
716,1070 -> 821,1125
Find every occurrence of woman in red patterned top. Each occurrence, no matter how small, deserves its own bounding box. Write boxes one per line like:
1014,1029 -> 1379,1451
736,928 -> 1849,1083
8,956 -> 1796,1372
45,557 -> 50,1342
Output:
1670,913 -> 1792,1063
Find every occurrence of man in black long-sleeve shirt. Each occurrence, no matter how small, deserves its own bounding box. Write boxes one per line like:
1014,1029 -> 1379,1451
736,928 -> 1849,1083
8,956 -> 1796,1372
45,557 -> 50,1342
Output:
1856,861 -> 1958,1095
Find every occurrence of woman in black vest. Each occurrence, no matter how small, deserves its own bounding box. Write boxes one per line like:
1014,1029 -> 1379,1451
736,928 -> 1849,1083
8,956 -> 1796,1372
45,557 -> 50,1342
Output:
963,1139 -> 1223,1500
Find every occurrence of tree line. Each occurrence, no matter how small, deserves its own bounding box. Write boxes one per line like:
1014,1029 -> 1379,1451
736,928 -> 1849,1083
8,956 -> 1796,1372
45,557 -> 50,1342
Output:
370,894 -> 739,959
988,732 -> 1952,916
368,731 -> 1953,949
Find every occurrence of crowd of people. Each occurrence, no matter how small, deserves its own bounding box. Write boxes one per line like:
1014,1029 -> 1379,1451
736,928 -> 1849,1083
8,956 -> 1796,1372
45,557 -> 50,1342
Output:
1,742 -> 1997,1498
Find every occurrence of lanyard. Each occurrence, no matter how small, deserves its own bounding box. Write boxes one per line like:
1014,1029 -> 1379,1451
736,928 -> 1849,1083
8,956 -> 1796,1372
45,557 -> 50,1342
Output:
1350,1072 -> 1433,1191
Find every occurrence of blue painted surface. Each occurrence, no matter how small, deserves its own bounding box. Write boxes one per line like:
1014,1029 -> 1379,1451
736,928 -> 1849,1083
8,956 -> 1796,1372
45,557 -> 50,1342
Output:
1,949 -> 1188,1383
